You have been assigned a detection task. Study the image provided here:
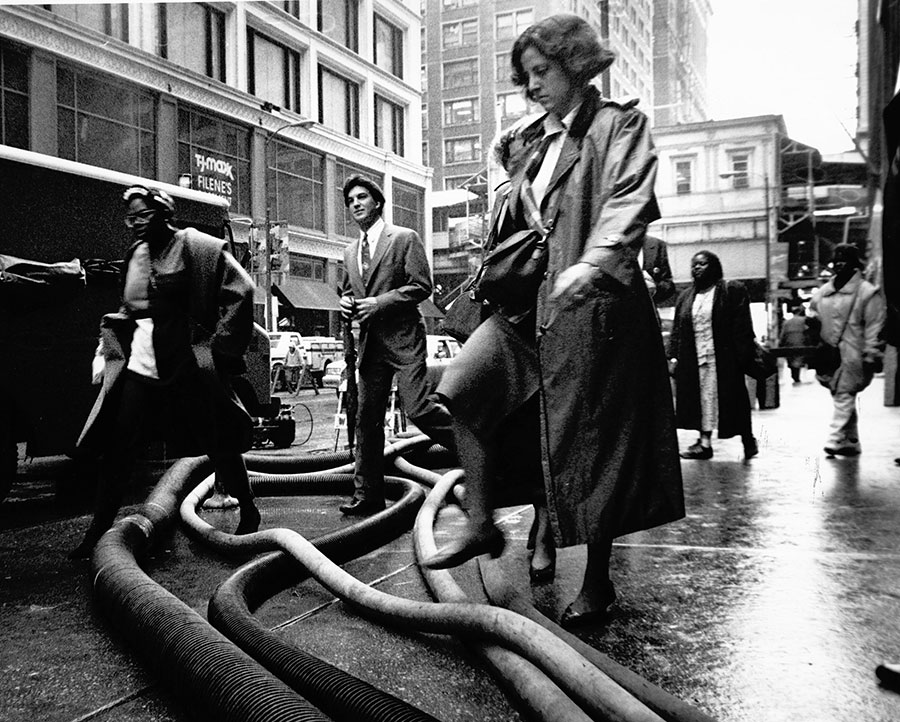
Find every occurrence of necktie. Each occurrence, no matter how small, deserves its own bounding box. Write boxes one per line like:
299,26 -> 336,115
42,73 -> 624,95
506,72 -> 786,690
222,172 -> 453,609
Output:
360,233 -> 371,283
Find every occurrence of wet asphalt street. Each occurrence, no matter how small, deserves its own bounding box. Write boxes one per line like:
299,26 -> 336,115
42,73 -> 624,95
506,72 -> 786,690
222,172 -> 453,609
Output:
2,368 -> 900,722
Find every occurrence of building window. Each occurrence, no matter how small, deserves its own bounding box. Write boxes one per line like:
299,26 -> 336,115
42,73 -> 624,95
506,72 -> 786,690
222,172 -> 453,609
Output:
495,9 -> 533,41
335,162 -> 381,238
57,64 -> 156,177
268,139 -> 325,231
318,67 -> 359,138
421,65 -> 428,93
288,253 -> 325,281
279,1 -> 301,19
442,58 -> 478,89
177,106 -> 251,216
158,3 -> 225,82
495,52 -> 511,83
442,19 -> 478,49
374,14 -> 403,79
46,4 -> 129,41
443,0 -> 478,8
443,97 -> 479,126
374,95 -> 404,156
248,31 -> 301,113
422,103 -> 428,130
0,40 -> 28,149
422,140 -> 428,163
728,151 -> 751,189
497,91 -> 528,120
444,175 -> 471,190
444,136 -> 481,164
674,158 -> 693,195
392,179 -> 425,239
318,0 -> 358,53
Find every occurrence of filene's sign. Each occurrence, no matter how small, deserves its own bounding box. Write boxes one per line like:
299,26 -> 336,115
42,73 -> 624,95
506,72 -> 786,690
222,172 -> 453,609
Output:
192,153 -> 234,202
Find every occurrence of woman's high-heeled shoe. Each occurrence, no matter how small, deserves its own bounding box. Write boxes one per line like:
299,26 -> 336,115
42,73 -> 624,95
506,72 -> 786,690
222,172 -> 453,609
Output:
421,523 -> 506,570
559,581 -> 617,629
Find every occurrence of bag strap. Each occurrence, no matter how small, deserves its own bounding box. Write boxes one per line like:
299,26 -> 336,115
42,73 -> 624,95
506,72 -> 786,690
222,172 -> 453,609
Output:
520,175 -> 562,239
834,283 -> 861,343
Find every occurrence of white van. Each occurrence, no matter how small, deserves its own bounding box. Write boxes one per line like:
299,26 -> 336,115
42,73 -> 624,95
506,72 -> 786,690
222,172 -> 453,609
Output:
269,332 -> 343,390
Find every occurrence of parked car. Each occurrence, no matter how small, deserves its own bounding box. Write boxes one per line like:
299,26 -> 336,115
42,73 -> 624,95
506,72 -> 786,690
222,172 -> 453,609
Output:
269,332 -> 343,391
321,335 -> 461,394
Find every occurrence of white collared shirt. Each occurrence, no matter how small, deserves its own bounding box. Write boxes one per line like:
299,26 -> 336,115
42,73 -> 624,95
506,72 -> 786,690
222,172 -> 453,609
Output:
357,216 -> 385,276
531,104 -> 580,206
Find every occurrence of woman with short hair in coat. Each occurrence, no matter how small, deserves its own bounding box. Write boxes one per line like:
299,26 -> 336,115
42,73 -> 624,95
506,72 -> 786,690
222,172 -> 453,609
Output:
422,14 -> 684,628
667,250 -> 759,461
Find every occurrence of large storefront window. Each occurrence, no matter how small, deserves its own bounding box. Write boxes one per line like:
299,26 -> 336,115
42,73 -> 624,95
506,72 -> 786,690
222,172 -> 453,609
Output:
57,64 -> 156,177
158,3 -> 226,82
1,40 -> 28,150
268,139 -> 325,231
392,179 -> 424,239
177,106 -> 251,216
47,4 -> 129,42
334,161 -> 381,239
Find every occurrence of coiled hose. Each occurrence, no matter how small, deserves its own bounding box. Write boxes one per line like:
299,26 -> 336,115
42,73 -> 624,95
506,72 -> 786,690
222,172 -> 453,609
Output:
208,474 -> 440,722
90,456 -> 331,722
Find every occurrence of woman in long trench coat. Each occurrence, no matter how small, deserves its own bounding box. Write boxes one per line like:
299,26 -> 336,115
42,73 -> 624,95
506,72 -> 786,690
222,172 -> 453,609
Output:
423,14 -> 683,628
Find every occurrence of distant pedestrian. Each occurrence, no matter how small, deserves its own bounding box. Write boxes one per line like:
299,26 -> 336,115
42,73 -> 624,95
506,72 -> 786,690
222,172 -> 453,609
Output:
69,185 -> 260,559
809,244 -> 885,457
667,250 -> 759,461
285,341 -> 303,392
779,305 -> 812,383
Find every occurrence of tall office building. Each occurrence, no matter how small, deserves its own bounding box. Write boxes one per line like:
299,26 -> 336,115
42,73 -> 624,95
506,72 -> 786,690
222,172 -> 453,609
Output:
652,0 -> 711,127
0,1 -> 429,335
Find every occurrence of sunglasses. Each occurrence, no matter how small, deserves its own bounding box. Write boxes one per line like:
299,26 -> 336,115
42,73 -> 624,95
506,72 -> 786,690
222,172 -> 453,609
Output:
124,208 -> 158,228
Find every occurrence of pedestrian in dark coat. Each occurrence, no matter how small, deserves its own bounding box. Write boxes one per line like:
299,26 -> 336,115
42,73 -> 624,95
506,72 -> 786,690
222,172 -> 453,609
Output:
667,251 -> 758,460
70,185 -> 260,559
640,235 -> 675,306
337,176 -> 454,516
422,14 -> 684,630
779,306 -> 812,383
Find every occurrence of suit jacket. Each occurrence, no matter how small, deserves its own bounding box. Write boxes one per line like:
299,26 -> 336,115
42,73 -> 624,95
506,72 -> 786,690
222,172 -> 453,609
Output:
339,222 -> 432,366
641,235 -> 675,304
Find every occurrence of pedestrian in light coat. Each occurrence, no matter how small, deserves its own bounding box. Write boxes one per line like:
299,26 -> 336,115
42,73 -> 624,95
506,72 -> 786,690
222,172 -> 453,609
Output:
810,244 -> 886,456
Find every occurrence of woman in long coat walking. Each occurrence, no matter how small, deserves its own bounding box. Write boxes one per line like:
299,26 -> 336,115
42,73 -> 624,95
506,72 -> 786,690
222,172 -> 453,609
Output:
667,251 -> 758,460
422,13 -> 683,628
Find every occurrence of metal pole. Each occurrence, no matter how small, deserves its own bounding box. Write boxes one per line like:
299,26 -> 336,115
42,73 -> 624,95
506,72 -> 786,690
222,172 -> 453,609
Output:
807,149 -> 817,277
764,172 -> 772,339
261,118 -> 315,332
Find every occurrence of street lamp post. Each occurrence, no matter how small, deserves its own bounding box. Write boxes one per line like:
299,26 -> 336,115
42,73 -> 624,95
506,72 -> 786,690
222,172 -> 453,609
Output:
261,118 -> 315,331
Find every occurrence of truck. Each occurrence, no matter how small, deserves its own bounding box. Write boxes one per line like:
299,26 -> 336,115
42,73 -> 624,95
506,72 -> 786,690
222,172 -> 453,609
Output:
0,145 -> 290,503
269,332 -> 343,392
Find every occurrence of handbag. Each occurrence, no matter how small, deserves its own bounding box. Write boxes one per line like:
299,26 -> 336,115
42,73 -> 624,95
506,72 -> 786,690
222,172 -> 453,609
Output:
746,341 -> 777,381
811,285 -> 860,377
443,279 -> 491,342
477,176 -> 561,312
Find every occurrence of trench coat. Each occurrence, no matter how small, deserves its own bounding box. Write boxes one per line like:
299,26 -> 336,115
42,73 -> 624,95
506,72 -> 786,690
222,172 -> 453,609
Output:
809,272 -> 886,394
519,87 -> 683,547
667,280 -> 755,439
76,228 -> 255,455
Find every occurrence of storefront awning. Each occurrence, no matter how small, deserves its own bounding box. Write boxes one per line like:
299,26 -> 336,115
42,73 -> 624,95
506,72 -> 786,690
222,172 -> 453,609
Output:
420,298 -> 444,318
273,279 -> 342,311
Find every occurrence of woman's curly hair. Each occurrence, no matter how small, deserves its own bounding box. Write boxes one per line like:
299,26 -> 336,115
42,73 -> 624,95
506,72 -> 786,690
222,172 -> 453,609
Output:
510,14 -> 615,97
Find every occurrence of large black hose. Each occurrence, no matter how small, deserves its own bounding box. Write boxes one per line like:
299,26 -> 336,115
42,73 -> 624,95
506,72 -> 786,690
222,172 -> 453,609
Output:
90,457 -> 332,722
208,476 -> 440,722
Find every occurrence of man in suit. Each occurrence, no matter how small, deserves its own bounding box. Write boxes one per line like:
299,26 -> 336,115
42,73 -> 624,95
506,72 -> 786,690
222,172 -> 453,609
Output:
338,176 -> 454,515
640,235 -> 675,306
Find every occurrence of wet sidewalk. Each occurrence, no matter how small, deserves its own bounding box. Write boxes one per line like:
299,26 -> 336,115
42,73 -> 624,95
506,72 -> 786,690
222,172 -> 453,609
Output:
2,372 -> 900,721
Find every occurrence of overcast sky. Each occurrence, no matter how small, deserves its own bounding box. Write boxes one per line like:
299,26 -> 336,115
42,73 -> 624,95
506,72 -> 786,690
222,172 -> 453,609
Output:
706,1 -> 859,155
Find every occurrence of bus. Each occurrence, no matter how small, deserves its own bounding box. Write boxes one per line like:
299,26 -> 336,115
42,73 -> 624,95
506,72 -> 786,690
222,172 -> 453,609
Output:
0,145 -> 280,502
